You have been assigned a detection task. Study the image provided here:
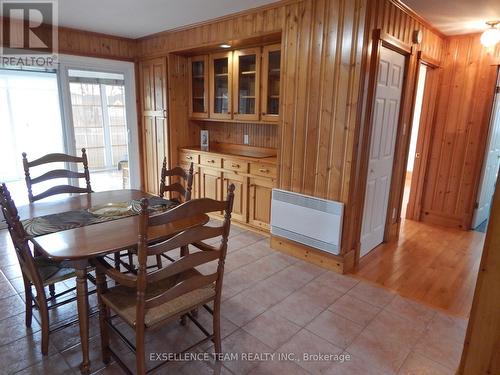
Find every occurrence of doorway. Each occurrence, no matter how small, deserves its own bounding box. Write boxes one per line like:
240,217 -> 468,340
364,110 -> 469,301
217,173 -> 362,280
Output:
67,69 -> 131,191
402,63 -> 427,218
471,68 -> 500,231
360,46 -> 407,257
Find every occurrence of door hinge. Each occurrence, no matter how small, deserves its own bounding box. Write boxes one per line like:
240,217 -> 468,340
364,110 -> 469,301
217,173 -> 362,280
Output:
496,86 -> 500,94
474,201 -> 479,209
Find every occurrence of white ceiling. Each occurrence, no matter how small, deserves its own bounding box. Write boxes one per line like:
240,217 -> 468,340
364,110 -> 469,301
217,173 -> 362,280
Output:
402,0 -> 500,35
57,0 -> 280,39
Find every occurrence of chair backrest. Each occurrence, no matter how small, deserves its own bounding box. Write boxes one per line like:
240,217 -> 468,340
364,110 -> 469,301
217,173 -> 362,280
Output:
94,184 -> 235,327
22,149 -> 92,203
0,183 -> 43,286
136,184 -> 234,316
159,157 -> 194,202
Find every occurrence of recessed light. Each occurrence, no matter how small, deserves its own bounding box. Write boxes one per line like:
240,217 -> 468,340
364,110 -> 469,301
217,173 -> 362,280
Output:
220,44 -> 231,49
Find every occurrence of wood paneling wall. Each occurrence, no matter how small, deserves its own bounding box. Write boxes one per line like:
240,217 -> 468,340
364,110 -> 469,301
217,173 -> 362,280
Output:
458,177 -> 500,375
421,34 -> 500,229
138,0 -> 368,204
194,121 -> 279,149
0,18 -> 137,60
136,0 -> 451,264
58,26 -> 136,60
343,0 -> 447,261
370,0 -> 445,62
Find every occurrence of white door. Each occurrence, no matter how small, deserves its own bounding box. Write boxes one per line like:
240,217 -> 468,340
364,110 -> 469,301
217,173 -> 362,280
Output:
472,78 -> 500,228
360,46 -> 406,257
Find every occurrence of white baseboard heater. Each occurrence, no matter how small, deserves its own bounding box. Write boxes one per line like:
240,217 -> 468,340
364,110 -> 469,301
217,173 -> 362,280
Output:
271,189 -> 343,255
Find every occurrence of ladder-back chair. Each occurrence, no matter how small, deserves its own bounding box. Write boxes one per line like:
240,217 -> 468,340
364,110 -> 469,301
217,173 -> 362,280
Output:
0,183 -> 80,355
94,185 -> 235,374
22,149 -> 92,203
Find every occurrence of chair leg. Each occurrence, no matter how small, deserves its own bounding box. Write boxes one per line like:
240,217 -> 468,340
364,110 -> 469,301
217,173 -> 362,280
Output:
114,252 -> 120,270
155,254 -> 162,269
22,277 -> 33,328
48,284 -> 55,298
136,325 -> 146,375
34,287 -> 50,355
213,300 -> 222,356
127,251 -> 134,268
96,269 -> 111,364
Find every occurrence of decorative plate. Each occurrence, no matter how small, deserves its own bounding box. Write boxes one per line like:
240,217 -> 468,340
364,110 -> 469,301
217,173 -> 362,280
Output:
88,202 -> 132,217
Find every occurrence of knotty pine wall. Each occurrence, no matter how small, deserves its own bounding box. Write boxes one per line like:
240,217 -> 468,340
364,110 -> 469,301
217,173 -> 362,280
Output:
139,0 -> 368,205
194,122 -> 279,149
137,0 -> 450,262
0,18 -> 137,60
343,0 -> 447,259
421,34 -> 500,229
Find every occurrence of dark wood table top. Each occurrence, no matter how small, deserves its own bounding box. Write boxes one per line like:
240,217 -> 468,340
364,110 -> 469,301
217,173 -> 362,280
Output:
22,190 -> 208,261
17,189 -> 148,221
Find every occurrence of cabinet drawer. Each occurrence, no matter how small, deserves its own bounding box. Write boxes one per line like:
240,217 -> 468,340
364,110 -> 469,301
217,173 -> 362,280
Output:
179,150 -> 199,164
200,154 -> 222,167
223,158 -> 248,173
250,163 -> 276,178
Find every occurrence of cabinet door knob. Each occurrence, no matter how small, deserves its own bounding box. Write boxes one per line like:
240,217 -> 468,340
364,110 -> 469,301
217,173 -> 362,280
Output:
186,156 -> 193,160
259,169 -> 269,173
231,164 -> 240,168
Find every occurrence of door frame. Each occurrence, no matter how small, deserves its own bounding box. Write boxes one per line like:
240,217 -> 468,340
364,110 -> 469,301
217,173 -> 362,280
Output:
405,53 -> 441,221
350,29 -> 416,263
57,54 -> 140,189
470,67 -> 500,227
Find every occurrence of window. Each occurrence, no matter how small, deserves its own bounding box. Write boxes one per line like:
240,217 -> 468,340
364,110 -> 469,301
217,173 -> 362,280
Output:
0,69 -> 65,204
68,70 -> 130,190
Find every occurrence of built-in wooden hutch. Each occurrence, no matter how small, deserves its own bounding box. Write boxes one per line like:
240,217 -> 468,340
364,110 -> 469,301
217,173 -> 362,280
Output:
139,36 -> 282,232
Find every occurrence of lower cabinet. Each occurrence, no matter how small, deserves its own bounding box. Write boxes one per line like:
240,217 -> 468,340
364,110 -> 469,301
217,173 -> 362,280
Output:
180,150 -> 275,231
248,177 -> 273,230
223,172 -> 248,222
200,167 -> 222,201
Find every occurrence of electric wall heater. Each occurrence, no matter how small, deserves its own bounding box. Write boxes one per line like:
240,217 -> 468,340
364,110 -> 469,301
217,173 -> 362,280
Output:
271,189 -> 344,255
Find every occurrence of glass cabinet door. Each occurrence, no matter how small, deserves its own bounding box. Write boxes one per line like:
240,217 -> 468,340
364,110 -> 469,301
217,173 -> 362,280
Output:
261,44 -> 281,122
189,55 -> 208,118
233,48 -> 260,121
209,52 -> 232,119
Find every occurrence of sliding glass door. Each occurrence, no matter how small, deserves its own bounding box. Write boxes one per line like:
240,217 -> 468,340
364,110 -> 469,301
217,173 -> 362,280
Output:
68,70 -> 131,190
0,55 -> 140,207
0,69 -> 65,204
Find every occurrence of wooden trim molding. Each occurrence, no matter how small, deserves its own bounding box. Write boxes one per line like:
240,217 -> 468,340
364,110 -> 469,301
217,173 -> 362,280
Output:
270,235 -> 355,274
458,180 -> 500,375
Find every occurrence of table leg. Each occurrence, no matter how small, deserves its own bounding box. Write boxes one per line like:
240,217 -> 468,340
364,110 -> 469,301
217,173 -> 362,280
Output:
75,263 -> 90,374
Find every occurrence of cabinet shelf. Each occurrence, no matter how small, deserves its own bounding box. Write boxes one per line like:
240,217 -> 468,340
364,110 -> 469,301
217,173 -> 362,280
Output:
192,75 -> 205,79
240,71 -> 256,75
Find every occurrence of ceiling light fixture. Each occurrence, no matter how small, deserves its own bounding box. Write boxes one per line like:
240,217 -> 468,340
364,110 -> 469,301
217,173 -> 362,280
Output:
220,44 -> 231,49
480,21 -> 500,47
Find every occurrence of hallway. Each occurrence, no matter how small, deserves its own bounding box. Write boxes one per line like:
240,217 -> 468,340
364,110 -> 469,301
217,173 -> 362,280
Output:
354,219 -> 485,317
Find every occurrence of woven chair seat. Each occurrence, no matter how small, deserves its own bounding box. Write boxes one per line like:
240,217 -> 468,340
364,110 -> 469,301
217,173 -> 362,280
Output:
101,268 -> 215,327
34,256 -> 76,285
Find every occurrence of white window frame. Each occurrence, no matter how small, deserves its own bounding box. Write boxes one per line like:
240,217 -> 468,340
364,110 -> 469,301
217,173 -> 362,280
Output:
57,54 -> 140,189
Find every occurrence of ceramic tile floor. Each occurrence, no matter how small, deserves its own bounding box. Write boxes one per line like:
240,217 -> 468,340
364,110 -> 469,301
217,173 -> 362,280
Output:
0,224 -> 468,375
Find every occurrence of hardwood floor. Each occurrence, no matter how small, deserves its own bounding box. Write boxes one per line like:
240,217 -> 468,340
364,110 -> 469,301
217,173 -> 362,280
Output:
353,218 -> 485,318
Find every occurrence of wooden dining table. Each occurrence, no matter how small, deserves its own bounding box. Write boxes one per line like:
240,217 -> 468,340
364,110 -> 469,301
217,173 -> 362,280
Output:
17,189 -> 208,374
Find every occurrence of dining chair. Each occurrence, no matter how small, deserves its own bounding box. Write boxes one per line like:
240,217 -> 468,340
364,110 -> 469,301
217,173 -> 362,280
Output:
0,183 -> 82,355
22,148 -> 92,203
114,159 -> 195,272
159,157 -> 194,202
94,185 -> 235,375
